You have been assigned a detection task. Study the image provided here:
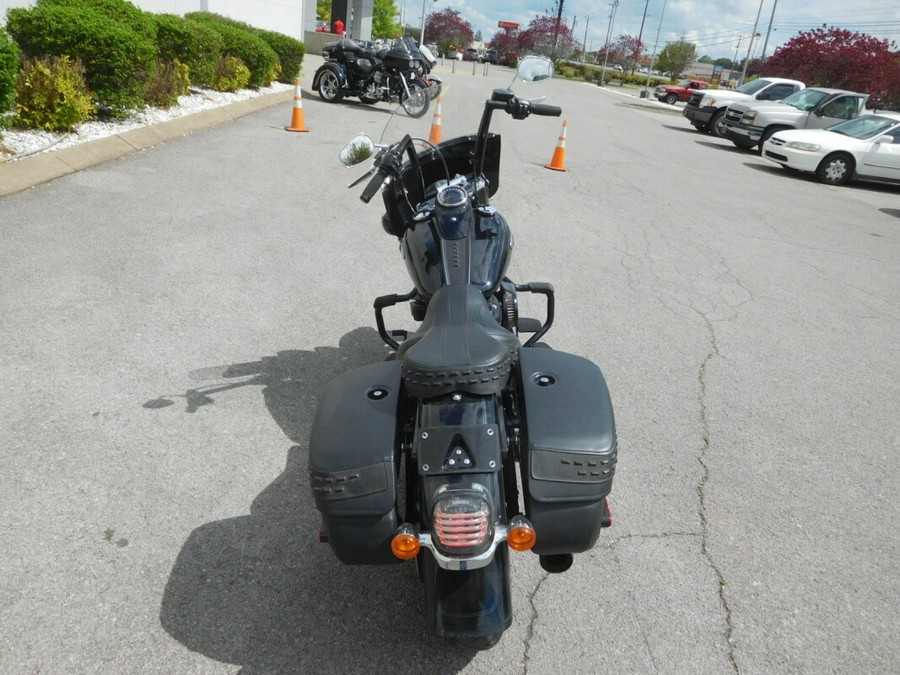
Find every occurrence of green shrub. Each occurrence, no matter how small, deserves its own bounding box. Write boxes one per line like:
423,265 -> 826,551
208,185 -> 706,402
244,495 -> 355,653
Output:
211,55 -> 250,92
6,5 -> 157,113
185,13 -> 278,87
35,0 -> 157,41
14,55 -> 94,131
145,59 -> 190,107
254,29 -> 305,83
153,13 -> 223,87
0,26 -> 21,114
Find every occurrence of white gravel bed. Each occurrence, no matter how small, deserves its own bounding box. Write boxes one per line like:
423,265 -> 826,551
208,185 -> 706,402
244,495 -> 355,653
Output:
0,81 -> 293,161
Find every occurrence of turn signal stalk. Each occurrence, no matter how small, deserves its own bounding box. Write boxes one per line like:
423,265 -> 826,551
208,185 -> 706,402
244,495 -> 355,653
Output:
391,524 -> 421,560
507,515 -> 537,552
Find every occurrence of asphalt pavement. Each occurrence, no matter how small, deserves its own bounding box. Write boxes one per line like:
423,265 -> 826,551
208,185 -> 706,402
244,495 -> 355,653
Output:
1,54 -> 898,674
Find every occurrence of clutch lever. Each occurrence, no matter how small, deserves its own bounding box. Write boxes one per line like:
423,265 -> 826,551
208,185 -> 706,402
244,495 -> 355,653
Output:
347,145 -> 389,188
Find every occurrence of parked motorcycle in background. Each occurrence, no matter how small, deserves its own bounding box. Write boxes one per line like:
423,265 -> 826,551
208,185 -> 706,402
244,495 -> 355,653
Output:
309,57 -> 617,650
313,37 -> 431,118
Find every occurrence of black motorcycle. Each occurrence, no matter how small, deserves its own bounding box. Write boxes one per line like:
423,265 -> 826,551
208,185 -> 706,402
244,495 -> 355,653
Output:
313,38 -> 431,118
309,57 -> 617,649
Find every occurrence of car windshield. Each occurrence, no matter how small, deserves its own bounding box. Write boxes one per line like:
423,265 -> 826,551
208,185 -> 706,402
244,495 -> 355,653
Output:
736,79 -> 772,95
781,89 -> 829,111
676,79 -> 691,87
828,115 -> 900,139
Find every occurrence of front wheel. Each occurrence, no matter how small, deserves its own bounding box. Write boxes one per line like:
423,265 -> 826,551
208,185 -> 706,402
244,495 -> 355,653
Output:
816,152 -> 854,186
710,109 -> 728,138
317,70 -> 343,103
401,80 -> 430,118
665,93 -> 678,105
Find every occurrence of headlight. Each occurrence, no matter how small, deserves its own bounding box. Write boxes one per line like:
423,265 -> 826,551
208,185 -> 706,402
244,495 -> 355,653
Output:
785,141 -> 821,152
742,111 -> 757,124
408,59 -> 419,69
431,484 -> 492,556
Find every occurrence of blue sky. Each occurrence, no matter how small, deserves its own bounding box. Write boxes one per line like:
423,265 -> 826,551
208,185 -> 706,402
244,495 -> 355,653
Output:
417,0 -> 900,59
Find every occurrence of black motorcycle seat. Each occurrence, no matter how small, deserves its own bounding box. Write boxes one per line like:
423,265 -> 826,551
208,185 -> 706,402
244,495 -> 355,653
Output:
398,285 -> 520,397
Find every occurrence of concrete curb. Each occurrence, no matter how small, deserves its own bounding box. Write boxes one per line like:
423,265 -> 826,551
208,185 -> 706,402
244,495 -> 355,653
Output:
0,88 -> 293,199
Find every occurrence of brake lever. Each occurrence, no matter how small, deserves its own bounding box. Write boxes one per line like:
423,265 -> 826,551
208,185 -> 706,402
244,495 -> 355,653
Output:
348,166 -> 376,188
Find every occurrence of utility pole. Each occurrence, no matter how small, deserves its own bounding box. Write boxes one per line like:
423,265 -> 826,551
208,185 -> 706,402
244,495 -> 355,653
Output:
644,0 -> 668,95
599,0 -> 618,85
759,0 -> 779,69
732,35 -> 743,83
553,0 -> 565,52
582,15 -> 591,63
739,0 -> 764,86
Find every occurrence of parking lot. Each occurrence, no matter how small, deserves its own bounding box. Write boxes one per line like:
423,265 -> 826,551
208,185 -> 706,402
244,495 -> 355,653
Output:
1,56 -> 898,673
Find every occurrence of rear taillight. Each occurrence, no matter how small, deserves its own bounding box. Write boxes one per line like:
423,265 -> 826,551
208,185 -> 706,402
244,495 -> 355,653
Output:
431,486 -> 492,555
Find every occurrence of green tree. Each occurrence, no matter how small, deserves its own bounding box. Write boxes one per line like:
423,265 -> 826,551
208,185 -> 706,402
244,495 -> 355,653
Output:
656,40 -> 695,77
372,0 -> 400,38
317,0 -> 331,21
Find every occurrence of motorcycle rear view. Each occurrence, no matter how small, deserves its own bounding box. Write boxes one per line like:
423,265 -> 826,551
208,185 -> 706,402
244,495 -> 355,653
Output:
309,57 -> 617,650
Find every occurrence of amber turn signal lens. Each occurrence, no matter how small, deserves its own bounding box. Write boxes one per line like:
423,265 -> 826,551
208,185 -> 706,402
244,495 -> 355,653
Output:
507,519 -> 537,552
391,531 -> 421,560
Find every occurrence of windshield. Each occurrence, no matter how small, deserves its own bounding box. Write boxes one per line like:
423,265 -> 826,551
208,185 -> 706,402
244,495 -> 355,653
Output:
676,79 -> 691,87
781,89 -> 829,111
736,79 -> 772,95
829,115 -> 900,139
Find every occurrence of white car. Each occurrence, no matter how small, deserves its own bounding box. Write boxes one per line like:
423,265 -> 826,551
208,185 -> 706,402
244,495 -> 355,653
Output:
761,112 -> 900,186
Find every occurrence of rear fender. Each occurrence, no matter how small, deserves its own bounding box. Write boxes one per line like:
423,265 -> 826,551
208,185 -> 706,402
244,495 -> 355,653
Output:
313,62 -> 349,89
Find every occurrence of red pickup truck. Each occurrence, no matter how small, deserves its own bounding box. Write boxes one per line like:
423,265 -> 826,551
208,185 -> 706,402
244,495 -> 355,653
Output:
655,79 -> 710,105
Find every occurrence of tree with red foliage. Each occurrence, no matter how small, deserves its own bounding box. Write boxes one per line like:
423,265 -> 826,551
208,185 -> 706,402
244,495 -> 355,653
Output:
763,26 -> 900,109
424,8 -> 474,57
596,34 -> 644,70
518,15 -> 575,61
489,28 -> 519,65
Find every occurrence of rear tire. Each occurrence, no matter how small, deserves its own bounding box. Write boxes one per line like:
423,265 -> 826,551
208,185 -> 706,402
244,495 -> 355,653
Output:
453,634 -> 503,651
317,71 -> 343,103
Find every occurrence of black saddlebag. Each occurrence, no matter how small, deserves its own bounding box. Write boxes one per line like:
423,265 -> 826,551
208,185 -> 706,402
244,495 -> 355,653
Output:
309,360 -> 402,565
517,348 -> 617,556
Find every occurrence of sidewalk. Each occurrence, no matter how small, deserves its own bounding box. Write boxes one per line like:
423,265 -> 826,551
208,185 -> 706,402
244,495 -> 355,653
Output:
0,88 -> 293,199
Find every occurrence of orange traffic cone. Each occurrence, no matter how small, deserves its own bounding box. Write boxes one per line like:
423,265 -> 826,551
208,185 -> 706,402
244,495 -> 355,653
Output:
285,78 -> 309,132
429,96 -> 443,145
545,119 -> 568,172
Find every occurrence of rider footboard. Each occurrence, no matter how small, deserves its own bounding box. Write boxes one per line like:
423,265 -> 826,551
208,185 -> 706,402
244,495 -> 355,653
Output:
517,348 -> 617,556
309,360 -> 402,565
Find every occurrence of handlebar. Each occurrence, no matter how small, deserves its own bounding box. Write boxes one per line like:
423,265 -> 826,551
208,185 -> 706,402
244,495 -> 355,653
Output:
531,103 -> 562,117
360,169 -> 386,203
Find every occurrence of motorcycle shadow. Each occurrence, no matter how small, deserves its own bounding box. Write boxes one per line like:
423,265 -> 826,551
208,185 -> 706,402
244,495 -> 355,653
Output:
155,328 -> 475,673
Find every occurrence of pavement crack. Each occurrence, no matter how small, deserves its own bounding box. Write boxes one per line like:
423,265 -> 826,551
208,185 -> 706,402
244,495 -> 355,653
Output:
697,324 -> 739,673
522,570 -> 550,674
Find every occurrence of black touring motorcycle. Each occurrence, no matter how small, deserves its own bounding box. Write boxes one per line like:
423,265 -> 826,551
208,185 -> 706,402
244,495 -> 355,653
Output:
313,37 -> 432,118
309,57 -> 617,649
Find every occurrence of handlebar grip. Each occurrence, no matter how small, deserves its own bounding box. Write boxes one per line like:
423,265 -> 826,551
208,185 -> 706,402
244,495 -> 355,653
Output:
532,104 -> 562,117
360,170 -> 386,203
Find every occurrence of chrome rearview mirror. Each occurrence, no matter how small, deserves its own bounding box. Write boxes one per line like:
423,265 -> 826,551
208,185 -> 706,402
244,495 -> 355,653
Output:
516,56 -> 553,83
339,134 -> 376,167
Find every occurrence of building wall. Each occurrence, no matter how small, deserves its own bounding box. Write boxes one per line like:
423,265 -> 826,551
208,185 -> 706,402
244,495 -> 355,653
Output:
1,0 -> 312,40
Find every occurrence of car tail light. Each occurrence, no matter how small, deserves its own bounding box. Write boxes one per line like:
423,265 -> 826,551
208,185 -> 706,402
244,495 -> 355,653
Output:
432,486 -> 492,555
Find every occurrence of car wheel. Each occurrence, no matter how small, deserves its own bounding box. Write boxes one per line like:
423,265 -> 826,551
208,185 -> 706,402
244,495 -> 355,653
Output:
816,152 -> 855,186
665,93 -> 678,105
317,71 -> 343,103
710,109 -> 728,138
